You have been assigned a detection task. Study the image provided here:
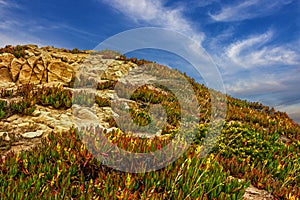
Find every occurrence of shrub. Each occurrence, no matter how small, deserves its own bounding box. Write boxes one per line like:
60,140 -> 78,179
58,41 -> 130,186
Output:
0,45 -> 26,58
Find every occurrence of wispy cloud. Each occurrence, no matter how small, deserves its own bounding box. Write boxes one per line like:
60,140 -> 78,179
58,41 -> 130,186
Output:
277,103 -> 300,124
225,30 -> 273,68
210,0 -> 294,22
218,30 -> 300,70
224,69 -> 300,123
225,76 -> 281,95
0,0 -> 20,8
101,0 -> 205,44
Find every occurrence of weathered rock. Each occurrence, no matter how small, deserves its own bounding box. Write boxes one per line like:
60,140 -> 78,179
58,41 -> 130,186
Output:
73,106 -> 99,127
24,50 -> 35,57
0,53 -> 15,68
53,114 -> 73,132
22,130 -> 43,139
30,73 -> 41,84
31,110 -> 41,117
42,70 -> 48,83
41,52 -> 52,67
0,67 -> 12,82
0,82 -> 15,89
18,63 -> 32,84
33,61 -> 45,82
4,114 -> 18,123
243,185 -> 274,200
0,132 -> 10,141
27,56 -> 40,68
24,44 -> 38,50
18,122 -> 30,129
48,61 -> 74,85
276,135 -> 292,144
10,58 -> 25,81
0,132 -> 6,137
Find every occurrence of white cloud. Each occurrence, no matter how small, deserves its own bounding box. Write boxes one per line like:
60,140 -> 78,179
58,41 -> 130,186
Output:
225,75 -> 282,95
276,103 -> 300,124
221,30 -> 300,69
226,30 -> 273,67
102,0 -> 205,44
247,46 -> 299,66
210,0 -> 294,22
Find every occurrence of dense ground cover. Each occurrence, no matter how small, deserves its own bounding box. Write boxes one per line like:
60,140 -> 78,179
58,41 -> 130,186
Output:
0,52 -> 299,199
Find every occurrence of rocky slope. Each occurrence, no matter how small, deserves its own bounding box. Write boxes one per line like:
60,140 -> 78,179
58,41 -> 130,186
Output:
0,45 -> 140,156
2,45 -> 298,199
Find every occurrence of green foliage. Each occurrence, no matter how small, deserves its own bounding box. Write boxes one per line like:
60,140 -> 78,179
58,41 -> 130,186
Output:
70,48 -> 80,54
0,53 -> 299,199
95,96 -> 111,107
209,122 -> 300,199
0,128 -> 249,199
0,45 -> 26,58
97,80 -> 117,90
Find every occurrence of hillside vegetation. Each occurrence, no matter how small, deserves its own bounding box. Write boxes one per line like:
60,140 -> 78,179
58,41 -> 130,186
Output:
0,46 -> 299,199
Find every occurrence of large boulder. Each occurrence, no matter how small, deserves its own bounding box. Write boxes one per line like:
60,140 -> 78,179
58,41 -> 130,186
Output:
0,53 -> 14,68
31,60 -> 45,84
27,56 -> 40,68
10,58 -> 25,82
0,67 -> 12,82
18,63 -> 32,84
47,61 -> 74,85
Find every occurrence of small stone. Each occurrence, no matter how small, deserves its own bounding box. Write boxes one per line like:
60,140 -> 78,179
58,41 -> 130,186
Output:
0,132 -> 7,137
32,110 -> 41,117
0,82 -> 15,89
5,115 -> 19,123
0,132 -> 10,141
22,130 -> 43,139
18,122 -> 30,129
24,50 -> 35,57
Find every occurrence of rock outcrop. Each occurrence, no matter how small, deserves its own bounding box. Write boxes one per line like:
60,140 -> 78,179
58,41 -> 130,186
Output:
0,45 -> 275,200
0,45 -> 90,86
0,45 -> 138,157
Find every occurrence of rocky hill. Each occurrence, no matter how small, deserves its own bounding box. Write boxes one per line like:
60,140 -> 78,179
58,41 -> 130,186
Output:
0,45 -> 299,199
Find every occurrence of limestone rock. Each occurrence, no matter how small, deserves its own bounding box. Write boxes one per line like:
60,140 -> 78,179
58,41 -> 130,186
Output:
243,185 -> 274,200
31,110 -> 41,117
0,67 -> 12,82
0,82 -> 15,89
18,63 -> 32,84
41,52 -> 52,67
10,58 -> 25,81
0,132 -> 10,141
27,56 -> 40,68
30,73 -> 41,84
23,44 -> 38,50
18,122 -> 30,129
32,60 -> 45,82
48,61 -> 74,85
24,50 -> 35,57
0,53 -> 15,68
22,130 -> 43,139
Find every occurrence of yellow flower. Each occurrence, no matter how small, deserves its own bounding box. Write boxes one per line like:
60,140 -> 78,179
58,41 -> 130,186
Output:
125,173 -> 132,188
80,144 -> 85,152
287,193 -> 298,200
57,143 -> 61,152
195,145 -> 201,154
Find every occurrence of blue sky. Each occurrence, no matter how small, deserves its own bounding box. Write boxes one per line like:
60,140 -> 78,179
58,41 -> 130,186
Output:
0,0 -> 300,123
